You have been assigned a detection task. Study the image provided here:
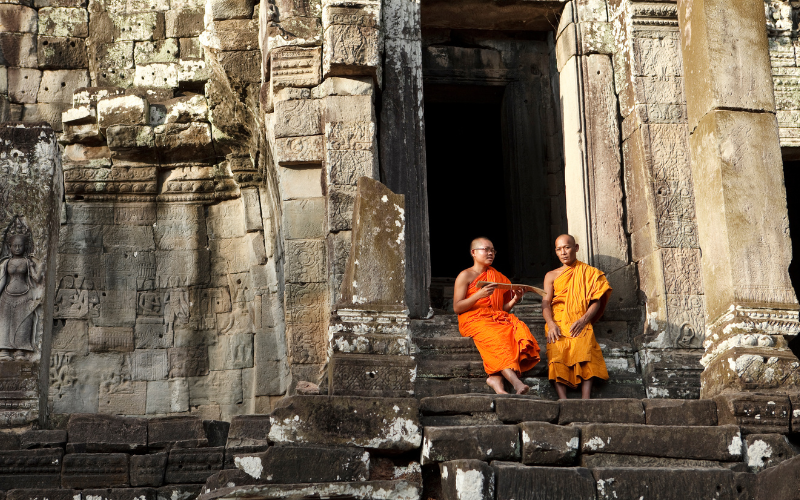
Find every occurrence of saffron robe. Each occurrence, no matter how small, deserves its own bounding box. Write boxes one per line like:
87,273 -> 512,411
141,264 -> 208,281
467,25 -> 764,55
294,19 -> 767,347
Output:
458,267 -> 541,375
545,260 -> 610,388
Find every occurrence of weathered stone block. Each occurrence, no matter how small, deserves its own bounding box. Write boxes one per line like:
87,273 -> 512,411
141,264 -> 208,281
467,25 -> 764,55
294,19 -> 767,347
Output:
134,39 -> 179,65
715,393 -> 791,434
208,0 -> 255,20
580,453 -> 723,469
67,413 -> 147,453
328,185 -> 356,231
274,98 -> 322,138
203,469 -> 258,491
187,370 -> 242,406
744,433 -> 798,472
496,398 -> 560,424
114,12 -> 165,41
99,380 -> 147,415
38,36 -> 87,69
37,69 -> 89,103
328,354 -> 415,397
88,326 -> 134,352
7,68 -> 41,104
419,394 -> 495,415
519,422 -> 579,465
284,239 -> 326,283
323,9 -> 381,80
493,462 -> 595,500
208,19 -> 258,51
179,37 -> 203,59
61,453 -> 129,488
643,399 -> 717,426
168,347 -> 208,378
421,426 -> 519,465
269,396 -> 420,451
756,454 -> 800,499
592,468 -> 736,500
235,445 -> 369,483
130,454 -> 168,487
226,414 -> 270,448
165,9 -> 203,38
156,122 -> 214,163
791,393 -> 800,433
439,460 -> 495,500
38,7 -> 87,37
208,333 -> 254,370
558,398 -> 645,424
90,42 -> 134,87
0,449 -> 63,489
148,416 -> 207,449
275,135 -> 324,166
271,46 -> 322,90
0,33 -> 37,67
6,490 -> 77,500
82,489 -> 157,500
580,423 -> 743,461
155,249 -> 210,288
97,95 -> 149,131
19,430 -> 67,449
282,198 -> 325,239
146,379 -> 189,415
165,447 -> 224,483
156,484 -> 202,500
162,94 -> 207,124
0,5 -> 37,33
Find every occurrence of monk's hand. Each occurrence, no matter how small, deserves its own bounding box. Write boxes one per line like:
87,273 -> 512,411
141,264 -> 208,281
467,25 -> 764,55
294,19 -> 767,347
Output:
511,288 -> 524,303
477,284 -> 496,299
569,317 -> 589,337
546,322 -> 562,344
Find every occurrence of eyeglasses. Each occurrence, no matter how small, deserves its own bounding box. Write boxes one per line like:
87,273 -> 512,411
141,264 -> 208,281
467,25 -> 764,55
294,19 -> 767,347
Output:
474,247 -> 497,254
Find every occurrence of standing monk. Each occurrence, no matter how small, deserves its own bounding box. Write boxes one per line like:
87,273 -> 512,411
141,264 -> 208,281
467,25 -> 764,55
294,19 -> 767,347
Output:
454,237 -> 541,394
542,234 -> 611,399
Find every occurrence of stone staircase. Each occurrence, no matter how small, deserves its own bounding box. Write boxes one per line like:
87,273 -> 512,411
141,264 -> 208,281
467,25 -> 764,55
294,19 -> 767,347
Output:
411,306 -> 645,399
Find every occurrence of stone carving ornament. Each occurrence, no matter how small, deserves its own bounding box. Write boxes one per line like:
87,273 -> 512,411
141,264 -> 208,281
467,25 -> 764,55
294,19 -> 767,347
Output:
0,216 -> 44,361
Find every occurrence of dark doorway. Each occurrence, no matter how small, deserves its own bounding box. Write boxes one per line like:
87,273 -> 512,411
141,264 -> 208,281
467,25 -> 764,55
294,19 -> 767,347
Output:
425,85 -> 514,280
784,159 -> 800,359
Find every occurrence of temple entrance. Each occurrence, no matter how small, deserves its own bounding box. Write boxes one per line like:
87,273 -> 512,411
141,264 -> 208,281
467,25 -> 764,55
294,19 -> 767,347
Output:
783,159 -> 800,358
421,30 -> 567,310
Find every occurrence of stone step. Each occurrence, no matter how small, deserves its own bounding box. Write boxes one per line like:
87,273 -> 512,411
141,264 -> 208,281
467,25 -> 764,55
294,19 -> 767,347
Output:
197,480 -> 421,500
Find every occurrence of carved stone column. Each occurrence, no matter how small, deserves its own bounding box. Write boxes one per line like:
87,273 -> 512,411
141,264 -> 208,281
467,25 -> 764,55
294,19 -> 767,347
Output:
678,0 -> 800,397
0,122 -> 63,428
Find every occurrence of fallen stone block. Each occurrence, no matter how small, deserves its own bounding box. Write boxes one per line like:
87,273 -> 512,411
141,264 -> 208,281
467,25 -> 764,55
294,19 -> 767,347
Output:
439,460 -> 494,500
67,413 -> 147,453
195,480 -> 420,500
519,422 -> 580,465
82,488 -> 157,500
149,416 -> 208,450
493,462 -> 595,500
19,430 -> 67,449
580,452 -> 724,469
755,454 -> 800,499
744,433 -> 799,472
269,396 -> 421,451
0,449 -> 63,490
592,468 -> 737,500
203,469 -> 258,493
643,399 -> 717,426
61,453 -> 129,489
166,447 -> 224,484
418,394 -> 495,415
226,415 -> 270,448
5,490 -> 77,500
156,484 -> 202,500
421,426 -> 519,465
580,423 -> 743,461
97,95 -> 150,131
715,393 -> 791,434
130,453 -> 167,487
496,398 -> 559,423
234,445 -> 369,483
558,398 -> 645,424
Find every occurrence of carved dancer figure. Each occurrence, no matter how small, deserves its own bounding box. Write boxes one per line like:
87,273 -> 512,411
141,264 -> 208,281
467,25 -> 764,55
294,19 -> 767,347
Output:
0,217 -> 44,361
542,234 -> 611,399
454,237 -> 541,394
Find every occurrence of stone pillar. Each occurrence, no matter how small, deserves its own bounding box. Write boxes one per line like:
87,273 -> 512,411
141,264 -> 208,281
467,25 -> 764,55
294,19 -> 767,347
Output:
328,177 -> 414,397
557,0 -> 640,353
607,0 -> 707,398
677,0 -> 800,397
0,122 -> 62,428
380,0 -> 431,318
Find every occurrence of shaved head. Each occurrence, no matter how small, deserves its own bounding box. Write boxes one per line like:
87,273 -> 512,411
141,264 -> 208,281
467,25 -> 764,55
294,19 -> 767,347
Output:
471,237 -> 492,251
555,234 -> 576,246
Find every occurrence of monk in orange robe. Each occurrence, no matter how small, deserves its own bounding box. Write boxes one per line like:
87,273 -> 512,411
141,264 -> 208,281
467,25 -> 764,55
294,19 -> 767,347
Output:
454,237 -> 541,394
542,234 -> 611,399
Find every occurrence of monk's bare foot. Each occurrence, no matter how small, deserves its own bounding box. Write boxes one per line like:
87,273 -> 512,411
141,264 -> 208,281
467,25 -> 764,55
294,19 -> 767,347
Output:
515,384 -> 530,395
486,376 -> 508,394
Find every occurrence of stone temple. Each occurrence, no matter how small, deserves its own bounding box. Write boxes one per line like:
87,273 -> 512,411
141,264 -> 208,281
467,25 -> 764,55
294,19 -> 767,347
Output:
0,0 -> 800,498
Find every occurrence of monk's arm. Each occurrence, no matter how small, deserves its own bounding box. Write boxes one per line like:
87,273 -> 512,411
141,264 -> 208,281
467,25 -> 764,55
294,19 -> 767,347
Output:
570,290 -> 610,336
452,273 -> 494,314
542,272 -> 561,343
502,288 -> 523,312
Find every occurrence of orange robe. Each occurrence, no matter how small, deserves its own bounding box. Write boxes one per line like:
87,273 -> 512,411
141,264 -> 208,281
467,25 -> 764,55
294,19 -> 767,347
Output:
545,260 -> 611,388
458,267 -> 541,375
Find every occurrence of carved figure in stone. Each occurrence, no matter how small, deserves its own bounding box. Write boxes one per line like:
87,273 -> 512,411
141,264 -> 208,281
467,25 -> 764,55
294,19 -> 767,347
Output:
0,217 -> 44,361
454,237 -> 541,395
542,235 -> 611,400
164,289 -> 189,335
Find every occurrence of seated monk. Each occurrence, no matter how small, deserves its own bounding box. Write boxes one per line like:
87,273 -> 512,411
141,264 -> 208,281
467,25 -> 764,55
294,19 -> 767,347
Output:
542,234 -> 611,399
454,237 -> 541,395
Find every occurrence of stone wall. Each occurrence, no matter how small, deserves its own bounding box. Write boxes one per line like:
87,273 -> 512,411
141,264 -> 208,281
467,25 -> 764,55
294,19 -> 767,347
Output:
766,0 -> 800,150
